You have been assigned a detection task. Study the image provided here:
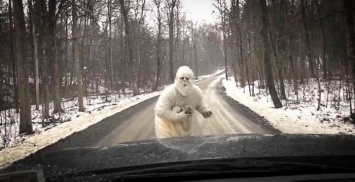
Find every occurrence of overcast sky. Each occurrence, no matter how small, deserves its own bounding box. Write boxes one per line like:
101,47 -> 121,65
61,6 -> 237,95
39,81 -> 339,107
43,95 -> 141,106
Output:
180,0 -> 218,24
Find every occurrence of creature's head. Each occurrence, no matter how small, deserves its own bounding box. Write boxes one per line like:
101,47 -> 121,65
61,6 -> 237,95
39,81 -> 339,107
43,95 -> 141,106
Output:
174,66 -> 194,96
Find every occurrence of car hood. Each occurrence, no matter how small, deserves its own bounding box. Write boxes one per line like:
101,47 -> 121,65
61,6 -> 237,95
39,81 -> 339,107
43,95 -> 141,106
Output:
1,134 -> 355,177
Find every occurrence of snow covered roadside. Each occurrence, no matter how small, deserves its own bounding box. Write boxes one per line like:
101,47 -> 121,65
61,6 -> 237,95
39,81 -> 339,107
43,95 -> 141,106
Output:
195,69 -> 225,82
212,69 -> 225,76
222,77 -> 355,135
0,91 -> 161,169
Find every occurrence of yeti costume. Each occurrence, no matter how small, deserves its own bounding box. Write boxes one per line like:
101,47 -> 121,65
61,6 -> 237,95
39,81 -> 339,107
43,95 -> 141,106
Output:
154,66 -> 212,139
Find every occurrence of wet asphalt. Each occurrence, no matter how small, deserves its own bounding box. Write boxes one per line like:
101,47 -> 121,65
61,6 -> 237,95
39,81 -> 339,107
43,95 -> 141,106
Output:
22,76 -> 279,156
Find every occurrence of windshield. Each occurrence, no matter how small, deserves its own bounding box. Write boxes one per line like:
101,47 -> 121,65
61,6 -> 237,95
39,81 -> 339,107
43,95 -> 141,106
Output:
0,0 -> 355,180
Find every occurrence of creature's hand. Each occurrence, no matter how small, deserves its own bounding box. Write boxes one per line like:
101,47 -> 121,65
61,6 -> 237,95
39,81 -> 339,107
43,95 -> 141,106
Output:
184,106 -> 193,116
202,111 -> 212,118
201,107 -> 212,118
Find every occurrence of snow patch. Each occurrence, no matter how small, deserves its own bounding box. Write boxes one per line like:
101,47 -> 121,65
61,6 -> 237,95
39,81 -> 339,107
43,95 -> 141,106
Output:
222,77 -> 355,135
0,91 -> 161,169
195,69 -> 225,82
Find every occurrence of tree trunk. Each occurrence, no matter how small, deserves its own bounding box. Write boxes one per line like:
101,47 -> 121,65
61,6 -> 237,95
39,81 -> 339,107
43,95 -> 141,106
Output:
28,0 -> 40,110
314,1 -> 327,80
285,0 -> 298,103
247,23 -> 252,96
270,33 -> 287,100
299,33 -> 305,84
236,0 -> 245,87
189,40 -> 193,67
64,14 -> 69,98
289,37 -> 298,103
119,0 -> 138,96
120,16 -> 126,95
13,0 -> 33,134
301,0 -> 315,78
72,0 -> 84,111
168,0 -> 177,83
345,45 -> 352,114
49,0 -> 63,113
42,47 -> 50,119
260,0 -> 282,108
34,0 -> 49,118
108,0 -> 114,91
320,20 -> 327,80
9,0 -> 19,113
316,57 -> 322,110
192,23 -> 198,79
215,0 -> 228,80
80,9 -> 88,97
343,0 -> 355,105
153,0 -> 162,91
222,28 -> 228,80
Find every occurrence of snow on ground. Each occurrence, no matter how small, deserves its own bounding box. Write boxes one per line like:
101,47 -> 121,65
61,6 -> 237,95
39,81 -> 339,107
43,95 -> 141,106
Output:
0,91 -> 161,169
196,69 -> 225,82
196,74 -> 212,81
213,68 -> 225,76
221,76 -> 355,135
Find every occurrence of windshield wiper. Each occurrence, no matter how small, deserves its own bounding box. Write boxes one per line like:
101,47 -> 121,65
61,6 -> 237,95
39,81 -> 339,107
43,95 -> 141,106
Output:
49,158 -> 355,181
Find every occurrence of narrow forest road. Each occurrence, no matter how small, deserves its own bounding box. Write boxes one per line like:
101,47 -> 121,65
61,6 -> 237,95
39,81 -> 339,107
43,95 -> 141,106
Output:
0,75 -> 281,173
95,76 -> 279,147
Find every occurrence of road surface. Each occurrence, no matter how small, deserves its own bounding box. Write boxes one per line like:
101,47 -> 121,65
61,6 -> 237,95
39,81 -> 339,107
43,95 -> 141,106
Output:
95,76 -> 279,147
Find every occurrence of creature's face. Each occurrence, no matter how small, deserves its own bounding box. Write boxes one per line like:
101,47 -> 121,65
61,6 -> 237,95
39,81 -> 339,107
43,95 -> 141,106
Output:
175,66 -> 194,96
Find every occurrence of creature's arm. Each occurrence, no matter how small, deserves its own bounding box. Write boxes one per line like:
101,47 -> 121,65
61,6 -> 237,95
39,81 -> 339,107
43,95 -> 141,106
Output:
154,91 -> 189,122
195,87 -> 213,118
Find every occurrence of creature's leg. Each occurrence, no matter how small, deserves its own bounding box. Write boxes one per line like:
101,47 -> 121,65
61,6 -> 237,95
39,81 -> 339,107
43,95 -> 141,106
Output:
181,115 -> 193,135
155,115 -> 180,138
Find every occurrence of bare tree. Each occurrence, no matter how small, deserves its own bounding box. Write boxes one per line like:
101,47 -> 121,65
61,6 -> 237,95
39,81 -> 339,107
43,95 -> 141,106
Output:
285,0 -> 299,103
313,1 -> 327,80
260,0 -> 282,108
153,0 -> 163,91
230,0 -> 245,86
28,0 -> 40,110
166,0 -> 178,83
214,0 -> 229,80
269,0 -> 286,100
8,0 -> 19,113
108,0 -> 114,91
119,0 -> 139,96
192,23 -> 199,79
34,0 -> 50,118
49,0 -> 64,113
72,0 -> 84,111
13,0 -> 33,133
343,0 -> 355,107
301,0 -> 315,78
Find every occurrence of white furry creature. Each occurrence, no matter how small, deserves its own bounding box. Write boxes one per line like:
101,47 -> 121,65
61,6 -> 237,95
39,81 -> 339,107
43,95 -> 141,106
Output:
154,66 -> 213,139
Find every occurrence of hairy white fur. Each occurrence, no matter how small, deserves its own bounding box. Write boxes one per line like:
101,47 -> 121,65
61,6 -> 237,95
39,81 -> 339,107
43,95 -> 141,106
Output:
154,66 -> 212,139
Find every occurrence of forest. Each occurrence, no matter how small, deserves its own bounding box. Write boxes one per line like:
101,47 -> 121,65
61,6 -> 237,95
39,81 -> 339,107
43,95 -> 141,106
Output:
0,0 -> 354,140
